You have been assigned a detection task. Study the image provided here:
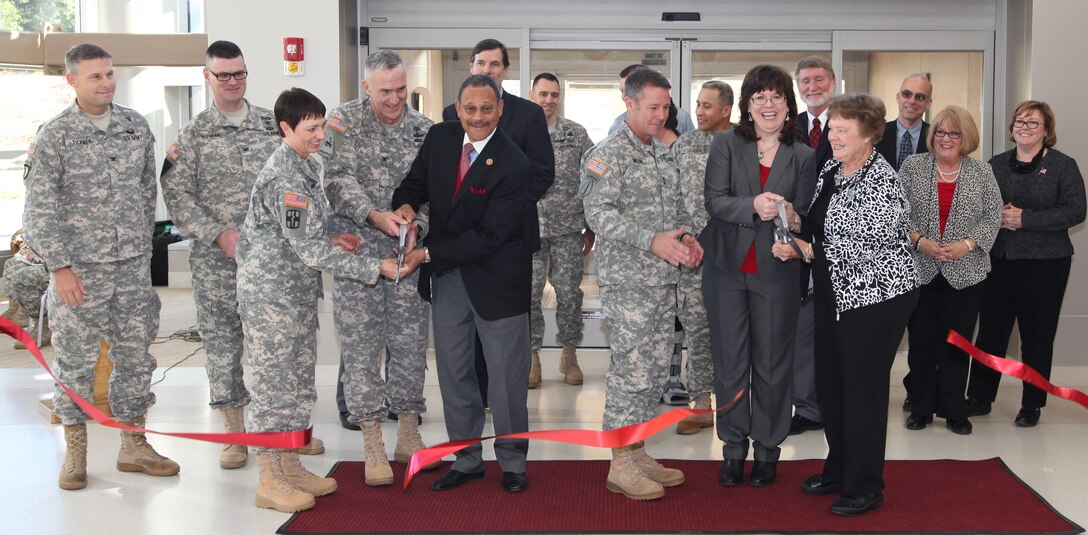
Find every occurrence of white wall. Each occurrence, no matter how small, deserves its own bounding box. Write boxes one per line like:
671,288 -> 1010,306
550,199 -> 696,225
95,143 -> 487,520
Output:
205,0 -> 341,111
1031,0 -> 1088,365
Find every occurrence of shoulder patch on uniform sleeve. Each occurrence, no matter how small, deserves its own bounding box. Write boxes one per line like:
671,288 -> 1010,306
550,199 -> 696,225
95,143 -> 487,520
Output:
327,116 -> 349,134
26,143 -> 37,156
587,157 -> 609,177
284,192 -> 310,209
167,144 -> 183,161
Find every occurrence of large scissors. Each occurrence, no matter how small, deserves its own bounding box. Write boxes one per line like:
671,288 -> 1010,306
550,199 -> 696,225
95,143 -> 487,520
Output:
395,223 -> 408,284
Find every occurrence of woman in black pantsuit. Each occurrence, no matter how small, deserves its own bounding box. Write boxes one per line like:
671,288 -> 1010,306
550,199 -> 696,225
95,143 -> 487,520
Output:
773,94 -> 918,516
966,100 -> 1085,427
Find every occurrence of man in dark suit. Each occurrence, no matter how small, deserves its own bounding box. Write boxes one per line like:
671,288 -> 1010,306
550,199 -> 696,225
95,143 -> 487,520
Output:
788,56 -> 836,437
443,38 -> 554,397
394,74 -> 533,494
876,73 -> 932,171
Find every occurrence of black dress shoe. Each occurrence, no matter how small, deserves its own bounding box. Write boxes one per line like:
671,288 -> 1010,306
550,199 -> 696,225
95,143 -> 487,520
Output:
830,492 -> 884,516
946,418 -> 973,435
748,461 -> 777,487
340,413 -> 361,431
502,472 -> 529,493
718,459 -> 744,487
902,396 -> 913,412
965,398 -> 992,417
800,474 -> 842,495
904,414 -> 932,430
1014,407 -> 1041,427
430,469 -> 485,490
788,415 -> 825,436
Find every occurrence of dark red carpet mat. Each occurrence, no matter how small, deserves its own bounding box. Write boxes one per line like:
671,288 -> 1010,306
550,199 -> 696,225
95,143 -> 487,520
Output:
278,458 -> 1083,534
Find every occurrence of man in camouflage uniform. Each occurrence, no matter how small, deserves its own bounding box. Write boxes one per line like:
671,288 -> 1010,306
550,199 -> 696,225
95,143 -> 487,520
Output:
23,43 -> 179,491
669,80 -> 734,435
2,231 -> 31,327
6,247 -> 51,349
160,40 -> 283,470
580,69 -> 703,501
321,50 -> 436,486
526,72 -> 594,388
236,87 -> 405,513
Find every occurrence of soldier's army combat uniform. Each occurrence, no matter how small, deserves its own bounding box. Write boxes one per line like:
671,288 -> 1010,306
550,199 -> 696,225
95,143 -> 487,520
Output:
529,116 -> 594,387
580,122 -> 697,499
160,101 -> 281,468
668,129 -> 716,432
4,251 -> 50,348
23,101 -> 179,489
320,97 -> 435,485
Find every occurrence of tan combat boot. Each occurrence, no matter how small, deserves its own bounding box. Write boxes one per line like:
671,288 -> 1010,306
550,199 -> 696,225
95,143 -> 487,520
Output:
116,417 -> 180,476
528,350 -> 542,389
256,451 -> 315,512
361,421 -> 393,486
559,344 -> 583,385
394,412 -> 441,470
219,406 -> 247,469
2,300 -> 29,328
606,446 -> 664,500
629,441 -> 685,487
298,436 -> 325,455
59,423 -> 88,490
281,450 -> 337,496
676,392 -> 714,435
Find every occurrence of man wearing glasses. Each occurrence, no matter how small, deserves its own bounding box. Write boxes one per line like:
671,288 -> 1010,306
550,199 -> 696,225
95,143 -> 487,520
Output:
876,73 -> 932,172
160,40 -> 287,470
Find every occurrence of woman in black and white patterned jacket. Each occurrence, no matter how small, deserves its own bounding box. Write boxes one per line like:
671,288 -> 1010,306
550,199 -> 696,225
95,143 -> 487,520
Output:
773,93 -> 918,517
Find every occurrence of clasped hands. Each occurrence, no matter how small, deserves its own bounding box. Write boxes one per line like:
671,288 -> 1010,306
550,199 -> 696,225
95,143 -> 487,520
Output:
916,237 -> 970,263
1000,203 -> 1022,231
651,228 -> 703,269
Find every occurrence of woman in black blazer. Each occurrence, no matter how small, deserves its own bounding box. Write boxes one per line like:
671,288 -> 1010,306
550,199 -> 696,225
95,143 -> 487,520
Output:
900,105 -> 1001,435
701,65 -> 815,489
966,100 -> 1086,427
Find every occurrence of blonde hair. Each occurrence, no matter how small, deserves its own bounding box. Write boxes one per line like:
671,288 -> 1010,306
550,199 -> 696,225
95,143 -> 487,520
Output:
926,105 -> 979,155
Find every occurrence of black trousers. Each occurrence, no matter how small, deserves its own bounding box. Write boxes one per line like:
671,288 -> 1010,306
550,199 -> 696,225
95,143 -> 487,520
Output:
814,262 -> 918,496
906,274 -> 984,420
968,256 -> 1071,409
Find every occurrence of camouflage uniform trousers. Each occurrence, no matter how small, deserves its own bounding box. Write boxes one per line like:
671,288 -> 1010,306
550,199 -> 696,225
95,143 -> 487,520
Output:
190,245 -> 248,409
530,231 -> 585,350
50,255 -> 161,425
677,265 -> 713,399
334,267 -> 429,423
5,257 -> 48,315
601,284 -> 677,430
240,299 -> 318,454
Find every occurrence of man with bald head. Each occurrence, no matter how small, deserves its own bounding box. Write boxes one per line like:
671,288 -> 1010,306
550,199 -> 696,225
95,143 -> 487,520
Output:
876,73 -> 933,171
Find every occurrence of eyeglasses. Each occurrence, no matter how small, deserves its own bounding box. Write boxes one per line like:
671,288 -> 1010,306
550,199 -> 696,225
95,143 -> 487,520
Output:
1013,119 -> 1044,129
208,70 -> 248,82
899,89 -> 929,102
933,129 -> 961,140
750,94 -> 786,106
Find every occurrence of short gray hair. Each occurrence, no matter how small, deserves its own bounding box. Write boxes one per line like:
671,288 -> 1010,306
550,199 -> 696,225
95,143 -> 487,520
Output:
65,43 -> 111,74
795,55 -> 836,80
364,49 -> 406,80
458,74 -> 500,101
624,69 -> 671,101
701,80 -> 734,107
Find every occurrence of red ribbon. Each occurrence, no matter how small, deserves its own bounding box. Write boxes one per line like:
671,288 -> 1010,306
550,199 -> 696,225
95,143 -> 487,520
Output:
946,330 -> 1088,409
404,389 -> 745,488
1,316 -> 311,448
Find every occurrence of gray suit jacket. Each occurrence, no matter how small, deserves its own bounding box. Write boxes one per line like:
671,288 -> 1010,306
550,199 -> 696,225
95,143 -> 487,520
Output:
701,129 -> 816,282
900,152 -> 1002,289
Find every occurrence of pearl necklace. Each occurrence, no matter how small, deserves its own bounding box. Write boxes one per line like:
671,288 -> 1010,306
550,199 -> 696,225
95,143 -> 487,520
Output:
937,161 -> 961,183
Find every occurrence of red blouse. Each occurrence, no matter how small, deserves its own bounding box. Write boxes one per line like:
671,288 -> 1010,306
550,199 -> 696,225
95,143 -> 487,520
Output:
938,181 -> 956,237
740,164 -> 772,274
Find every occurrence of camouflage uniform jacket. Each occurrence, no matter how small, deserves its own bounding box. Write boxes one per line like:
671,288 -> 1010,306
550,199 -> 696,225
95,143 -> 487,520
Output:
540,117 -> 594,239
579,123 -> 694,287
160,100 -> 281,249
22,102 -> 157,271
321,97 -> 432,259
236,143 -> 380,306
671,128 -> 713,235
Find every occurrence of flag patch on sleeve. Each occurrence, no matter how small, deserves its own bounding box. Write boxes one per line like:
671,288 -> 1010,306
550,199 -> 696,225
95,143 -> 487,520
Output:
587,158 -> 609,176
284,192 -> 310,209
167,144 -> 183,160
327,116 -> 349,134
26,143 -> 37,156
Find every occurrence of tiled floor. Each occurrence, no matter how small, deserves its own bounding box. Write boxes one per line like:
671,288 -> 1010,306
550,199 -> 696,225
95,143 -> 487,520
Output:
2,290 -> 1087,534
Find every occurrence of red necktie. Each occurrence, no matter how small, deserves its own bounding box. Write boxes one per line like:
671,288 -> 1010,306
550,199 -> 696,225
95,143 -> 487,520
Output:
454,143 -> 473,198
809,117 -> 821,149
